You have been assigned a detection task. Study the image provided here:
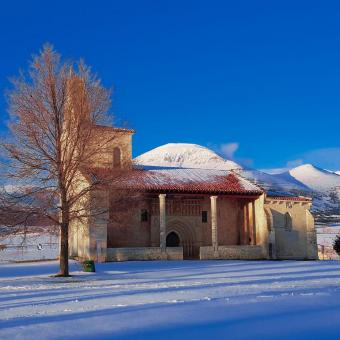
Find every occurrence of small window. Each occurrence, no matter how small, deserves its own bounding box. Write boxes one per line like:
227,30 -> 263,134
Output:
284,212 -> 292,231
113,147 -> 121,168
141,209 -> 148,222
202,211 -> 208,223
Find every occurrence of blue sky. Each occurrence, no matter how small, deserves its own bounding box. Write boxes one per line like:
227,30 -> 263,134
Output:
0,1 -> 340,170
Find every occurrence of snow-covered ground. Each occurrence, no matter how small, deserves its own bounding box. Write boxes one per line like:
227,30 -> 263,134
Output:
1,260 -> 340,339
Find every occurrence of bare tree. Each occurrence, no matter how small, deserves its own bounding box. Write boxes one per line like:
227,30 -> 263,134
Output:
0,44 -> 115,276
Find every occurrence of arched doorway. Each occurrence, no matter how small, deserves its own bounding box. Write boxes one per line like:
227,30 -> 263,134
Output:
166,232 -> 180,247
166,219 -> 198,259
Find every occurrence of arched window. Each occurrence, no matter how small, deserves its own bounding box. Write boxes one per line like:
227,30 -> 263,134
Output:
113,147 -> 121,168
284,212 -> 293,231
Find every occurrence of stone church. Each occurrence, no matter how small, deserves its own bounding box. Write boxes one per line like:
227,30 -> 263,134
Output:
69,125 -> 318,262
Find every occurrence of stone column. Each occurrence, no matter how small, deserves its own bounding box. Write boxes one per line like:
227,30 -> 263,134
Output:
159,194 -> 167,251
243,203 -> 248,245
243,202 -> 251,245
247,202 -> 252,245
210,196 -> 218,253
252,201 -> 257,245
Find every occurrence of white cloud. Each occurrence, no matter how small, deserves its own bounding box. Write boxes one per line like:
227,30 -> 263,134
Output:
219,142 -> 239,159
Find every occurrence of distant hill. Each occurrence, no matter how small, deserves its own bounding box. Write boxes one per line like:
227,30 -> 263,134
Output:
134,143 -> 241,170
288,164 -> 340,192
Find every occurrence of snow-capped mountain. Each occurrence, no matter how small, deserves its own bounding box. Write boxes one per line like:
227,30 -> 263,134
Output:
240,169 -> 310,192
134,143 -> 310,191
134,143 -> 241,170
336,171 -> 340,175
287,164 -> 340,192
272,164 -> 340,218
260,165 -> 340,194
134,144 -> 309,191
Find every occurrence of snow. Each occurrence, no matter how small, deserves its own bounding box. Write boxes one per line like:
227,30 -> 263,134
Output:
133,143 -> 310,193
239,169 -> 309,192
1,260 -> 340,339
133,144 -> 312,193
122,167 -> 262,193
134,143 -> 241,170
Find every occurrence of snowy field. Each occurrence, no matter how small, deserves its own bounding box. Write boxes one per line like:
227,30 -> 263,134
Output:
1,260 -> 340,339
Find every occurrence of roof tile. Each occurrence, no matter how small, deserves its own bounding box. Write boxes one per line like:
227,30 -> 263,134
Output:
87,166 -> 263,195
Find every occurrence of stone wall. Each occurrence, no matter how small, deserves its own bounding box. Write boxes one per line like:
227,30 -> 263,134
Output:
200,245 -> 266,260
306,209 -> 318,259
254,194 -> 268,246
216,198 -> 243,246
107,247 -> 183,261
108,194 -> 246,259
107,196 -> 152,248
69,181 -> 110,262
68,171 -> 91,260
88,128 -> 133,169
265,198 -> 317,260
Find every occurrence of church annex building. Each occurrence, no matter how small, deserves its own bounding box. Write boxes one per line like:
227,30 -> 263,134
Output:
69,125 -> 318,262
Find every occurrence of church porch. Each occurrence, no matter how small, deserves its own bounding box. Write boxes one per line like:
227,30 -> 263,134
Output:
106,192 -> 268,262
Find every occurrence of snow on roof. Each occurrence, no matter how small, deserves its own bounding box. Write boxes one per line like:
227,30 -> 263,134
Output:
88,166 -> 263,195
132,143 -> 313,200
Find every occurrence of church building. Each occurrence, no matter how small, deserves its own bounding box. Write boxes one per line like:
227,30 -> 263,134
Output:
69,125 -> 318,262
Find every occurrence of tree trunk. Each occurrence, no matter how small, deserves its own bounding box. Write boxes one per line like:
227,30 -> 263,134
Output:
59,222 -> 70,276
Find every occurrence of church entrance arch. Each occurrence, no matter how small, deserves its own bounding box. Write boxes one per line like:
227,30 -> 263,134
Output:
166,232 -> 180,247
166,218 -> 198,259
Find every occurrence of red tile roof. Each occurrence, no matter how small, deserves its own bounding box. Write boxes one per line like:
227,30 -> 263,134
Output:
266,195 -> 312,202
266,190 -> 312,202
86,167 -> 263,196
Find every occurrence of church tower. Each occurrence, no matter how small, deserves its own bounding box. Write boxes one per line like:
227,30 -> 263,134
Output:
64,75 -> 134,170
89,125 -> 134,169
